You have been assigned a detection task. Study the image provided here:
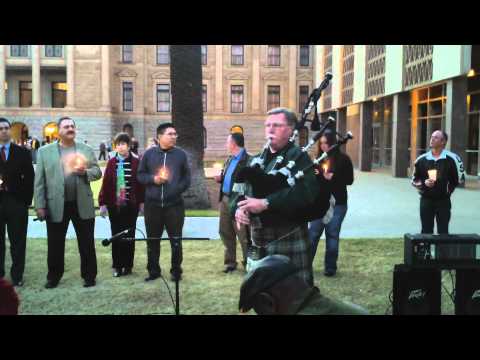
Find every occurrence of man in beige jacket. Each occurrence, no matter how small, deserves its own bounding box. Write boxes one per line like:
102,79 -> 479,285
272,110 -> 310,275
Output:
34,117 -> 102,289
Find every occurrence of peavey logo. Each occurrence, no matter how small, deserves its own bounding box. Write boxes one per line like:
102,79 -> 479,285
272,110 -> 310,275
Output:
472,290 -> 480,300
408,289 -> 426,301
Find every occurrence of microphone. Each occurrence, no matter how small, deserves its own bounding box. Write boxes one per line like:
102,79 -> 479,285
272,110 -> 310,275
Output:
102,228 -> 131,247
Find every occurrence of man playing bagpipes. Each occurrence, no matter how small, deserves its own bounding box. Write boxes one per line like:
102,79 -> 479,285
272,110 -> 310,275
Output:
229,107 -> 323,286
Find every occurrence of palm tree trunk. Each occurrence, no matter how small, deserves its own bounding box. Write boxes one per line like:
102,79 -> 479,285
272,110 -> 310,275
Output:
170,45 -> 210,209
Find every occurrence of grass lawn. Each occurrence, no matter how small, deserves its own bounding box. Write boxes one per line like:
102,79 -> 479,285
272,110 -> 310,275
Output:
7,238 -> 456,315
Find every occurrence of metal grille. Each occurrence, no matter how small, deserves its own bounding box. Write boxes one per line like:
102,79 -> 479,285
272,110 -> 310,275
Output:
323,45 -> 333,110
341,45 -> 355,105
403,45 -> 434,89
366,45 -> 386,98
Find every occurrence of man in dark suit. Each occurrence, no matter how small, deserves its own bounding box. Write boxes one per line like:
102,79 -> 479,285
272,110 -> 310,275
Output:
214,132 -> 251,273
0,118 -> 34,287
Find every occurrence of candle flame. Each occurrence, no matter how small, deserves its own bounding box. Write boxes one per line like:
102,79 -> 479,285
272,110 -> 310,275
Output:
158,167 -> 169,180
322,160 -> 330,173
63,152 -> 87,175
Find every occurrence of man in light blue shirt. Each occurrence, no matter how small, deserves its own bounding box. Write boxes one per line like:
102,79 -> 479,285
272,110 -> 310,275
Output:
214,132 -> 251,273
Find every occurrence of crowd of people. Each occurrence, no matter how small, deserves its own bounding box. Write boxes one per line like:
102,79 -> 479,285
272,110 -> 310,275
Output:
0,106 -> 465,315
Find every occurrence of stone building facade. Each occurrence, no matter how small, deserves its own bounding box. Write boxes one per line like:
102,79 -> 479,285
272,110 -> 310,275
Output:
0,45 -> 315,161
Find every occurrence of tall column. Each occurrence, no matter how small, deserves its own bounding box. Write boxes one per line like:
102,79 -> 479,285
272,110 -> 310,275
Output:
215,45 -> 224,112
66,45 -> 75,108
32,45 -> 41,107
288,46 -> 297,110
445,77 -> 468,164
336,107 -> 347,135
409,90 -> 419,171
0,45 -> 5,107
251,45 -> 261,113
359,101 -> 373,172
392,92 -> 410,177
101,45 -> 111,110
478,127 -> 480,179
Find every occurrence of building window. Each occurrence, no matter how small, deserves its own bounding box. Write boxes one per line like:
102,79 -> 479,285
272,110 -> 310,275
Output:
122,82 -> 133,112
19,81 -> 32,107
52,82 -> 67,108
202,85 -> 207,112
267,45 -> 281,66
156,45 -> 170,65
11,45 -> 29,57
299,45 -> 310,66
201,45 -> 208,65
157,84 -> 171,112
231,45 -> 244,65
122,45 -> 133,63
45,45 -> 63,57
298,85 -> 309,113
267,85 -> 281,110
231,85 -> 244,113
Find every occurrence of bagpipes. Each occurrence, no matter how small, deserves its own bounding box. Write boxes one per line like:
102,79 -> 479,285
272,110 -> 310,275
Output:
233,72 -> 350,223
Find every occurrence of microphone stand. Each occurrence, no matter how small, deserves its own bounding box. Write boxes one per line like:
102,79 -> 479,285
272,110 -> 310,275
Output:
102,233 -> 209,315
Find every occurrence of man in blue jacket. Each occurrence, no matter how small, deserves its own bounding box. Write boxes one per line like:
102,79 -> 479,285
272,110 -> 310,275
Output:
138,123 -> 191,282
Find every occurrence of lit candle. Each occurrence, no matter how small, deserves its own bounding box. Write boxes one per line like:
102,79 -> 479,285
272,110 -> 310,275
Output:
213,162 -> 223,176
158,167 -> 169,180
73,153 -> 87,170
428,169 -> 437,181
322,160 -> 330,173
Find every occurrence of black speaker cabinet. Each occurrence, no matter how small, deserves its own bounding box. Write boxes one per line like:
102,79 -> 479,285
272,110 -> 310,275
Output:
393,264 -> 441,315
455,269 -> 480,315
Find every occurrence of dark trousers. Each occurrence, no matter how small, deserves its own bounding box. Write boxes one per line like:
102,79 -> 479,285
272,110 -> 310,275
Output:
98,151 -> 107,160
0,193 -> 29,282
144,202 -> 184,277
46,201 -> 97,282
107,204 -> 138,269
420,197 -> 451,234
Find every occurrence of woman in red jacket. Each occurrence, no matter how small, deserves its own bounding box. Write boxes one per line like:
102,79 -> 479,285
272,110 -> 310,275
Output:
99,133 -> 145,277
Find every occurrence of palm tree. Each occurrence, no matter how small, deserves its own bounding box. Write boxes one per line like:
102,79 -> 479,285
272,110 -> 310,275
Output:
170,45 -> 210,209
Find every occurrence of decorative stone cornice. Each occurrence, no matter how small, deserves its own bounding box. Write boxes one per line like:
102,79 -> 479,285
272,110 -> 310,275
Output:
116,69 -> 138,78
151,70 -> 170,79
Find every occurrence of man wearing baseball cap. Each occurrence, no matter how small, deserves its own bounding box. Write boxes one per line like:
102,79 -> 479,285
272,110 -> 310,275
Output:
239,255 -> 368,315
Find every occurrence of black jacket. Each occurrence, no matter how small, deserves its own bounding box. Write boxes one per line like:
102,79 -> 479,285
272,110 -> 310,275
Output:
218,150 -> 251,202
412,150 -> 464,200
137,146 -> 191,208
315,149 -> 353,205
0,143 -> 35,206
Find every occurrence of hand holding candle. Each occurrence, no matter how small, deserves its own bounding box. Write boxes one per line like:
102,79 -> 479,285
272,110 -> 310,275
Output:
73,153 -> 87,175
428,169 -> 437,181
154,166 -> 169,185
63,153 -> 87,176
322,160 -> 333,181
213,162 -> 223,183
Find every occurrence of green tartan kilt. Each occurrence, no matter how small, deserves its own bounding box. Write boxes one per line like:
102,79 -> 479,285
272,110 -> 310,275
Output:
250,223 -> 314,286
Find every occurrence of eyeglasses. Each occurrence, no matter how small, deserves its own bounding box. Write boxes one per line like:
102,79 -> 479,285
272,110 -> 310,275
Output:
0,127 -> 10,131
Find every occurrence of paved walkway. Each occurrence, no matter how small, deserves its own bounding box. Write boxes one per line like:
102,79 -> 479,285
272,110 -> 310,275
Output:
26,170 -> 479,240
